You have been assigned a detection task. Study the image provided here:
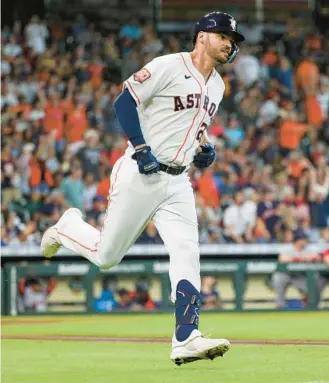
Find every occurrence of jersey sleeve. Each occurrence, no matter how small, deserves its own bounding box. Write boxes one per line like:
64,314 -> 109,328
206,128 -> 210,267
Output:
123,57 -> 172,106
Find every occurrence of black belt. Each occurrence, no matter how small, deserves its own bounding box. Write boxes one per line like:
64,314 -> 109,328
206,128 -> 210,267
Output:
158,162 -> 186,175
132,155 -> 186,175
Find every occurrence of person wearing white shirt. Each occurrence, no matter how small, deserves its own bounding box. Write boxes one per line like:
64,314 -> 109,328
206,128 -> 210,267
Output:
0,87 -> 18,110
3,37 -> 22,58
18,75 -> 39,103
223,190 -> 248,243
317,80 -> 329,118
29,100 -> 45,121
238,22 -> 264,45
25,15 -> 49,55
1,60 -> 11,76
234,47 -> 260,87
241,188 -> 258,242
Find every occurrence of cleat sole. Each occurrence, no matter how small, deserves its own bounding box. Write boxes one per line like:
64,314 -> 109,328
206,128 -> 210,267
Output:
172,343 -> 229,366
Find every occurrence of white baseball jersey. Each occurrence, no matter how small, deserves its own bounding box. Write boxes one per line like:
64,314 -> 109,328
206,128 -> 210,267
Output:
123,52 -> 225,167
46,53 -> 227,302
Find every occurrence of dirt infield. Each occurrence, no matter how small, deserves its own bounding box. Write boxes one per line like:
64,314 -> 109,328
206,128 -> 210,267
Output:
2,334 -> 329,346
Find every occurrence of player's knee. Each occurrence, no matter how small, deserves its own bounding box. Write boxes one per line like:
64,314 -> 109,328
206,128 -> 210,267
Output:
97,245 -> 124,269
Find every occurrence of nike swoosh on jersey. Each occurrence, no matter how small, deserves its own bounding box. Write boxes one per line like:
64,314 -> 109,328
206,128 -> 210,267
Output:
184,75 -> 192,79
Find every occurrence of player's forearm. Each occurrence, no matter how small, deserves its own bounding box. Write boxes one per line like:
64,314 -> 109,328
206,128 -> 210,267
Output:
201,130 -> 210,144
113,88 -> 146,148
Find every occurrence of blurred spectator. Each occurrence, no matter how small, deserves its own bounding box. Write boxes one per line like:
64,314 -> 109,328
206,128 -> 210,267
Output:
18,277 -> 56,313
86,195 -> 105,227
271,232 -> 320,308
317,79 -> 329,119
76,130 -> 102,180
60,163 -> 84,211
141,26 -> 163,56
116,279 -> 156,311
309,160 -> 329,228
130,279 -> 156,311
115,288 -> 141,310
201,276 -> 222,310
279,118 -> 308,156
83,173 -> 97,212
223,190 -> 249,243
94,276 -> 118,312
223,115 -> 245,148
120,17 -> 142,43
117,288 -> 136,310
135,221 -> 163,244
241,188 -> 258,242
3,36 -> 23,59
256,188 -> 281,243
317,249 -> 329,307
25,15 -> 49,55
295,56 -> 320,95
234,46 -> 261,87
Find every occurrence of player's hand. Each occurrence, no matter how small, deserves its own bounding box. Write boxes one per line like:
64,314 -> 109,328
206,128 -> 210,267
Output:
193,143 -> 216,168
134,146 -> 160,175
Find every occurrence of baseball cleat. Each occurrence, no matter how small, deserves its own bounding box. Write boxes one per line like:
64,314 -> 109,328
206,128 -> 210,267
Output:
40,227 -> 61,258
40,208 -> 82,258
170,330 -> 230,366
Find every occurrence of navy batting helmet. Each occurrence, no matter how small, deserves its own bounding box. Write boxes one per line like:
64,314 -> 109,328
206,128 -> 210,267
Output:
193,12 -> 245,63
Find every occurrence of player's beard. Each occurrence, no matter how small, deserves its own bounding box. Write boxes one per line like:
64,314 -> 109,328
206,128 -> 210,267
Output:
217,56 -> 229,64
216,50 -> 230,64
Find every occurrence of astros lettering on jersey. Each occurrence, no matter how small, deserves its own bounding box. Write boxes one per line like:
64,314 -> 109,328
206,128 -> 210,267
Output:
124,52 -> 225,167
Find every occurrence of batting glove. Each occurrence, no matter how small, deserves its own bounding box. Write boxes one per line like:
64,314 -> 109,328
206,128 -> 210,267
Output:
135,146 -> 160,175
193,143 -> 216,169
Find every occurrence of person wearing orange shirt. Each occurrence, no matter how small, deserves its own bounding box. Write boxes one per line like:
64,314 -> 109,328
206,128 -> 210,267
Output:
96,168 -> 111,200
295,58 -> 320,94
286,150 -> 309,179
65,100 -> 88,145
198,169 -> 220,208
88,56 -> 104,90
279,114 -> 308,156
44,93 -> 64,140
9,95 -> 31,116
262,46 -> 279,66
29,156 -> 42,190
37,88 -> 67,155
304,93 -> 323,128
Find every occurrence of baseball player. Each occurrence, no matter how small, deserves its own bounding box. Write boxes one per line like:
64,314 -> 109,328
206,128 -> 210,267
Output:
41,12 -> 245,365
271,232 -> 320,308
316,249 -> 329,308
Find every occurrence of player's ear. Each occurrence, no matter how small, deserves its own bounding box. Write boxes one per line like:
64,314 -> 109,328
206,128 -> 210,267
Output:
199,31 -> 205,45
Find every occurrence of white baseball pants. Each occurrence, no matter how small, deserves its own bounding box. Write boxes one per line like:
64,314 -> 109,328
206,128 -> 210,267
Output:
56,155 -> 201,296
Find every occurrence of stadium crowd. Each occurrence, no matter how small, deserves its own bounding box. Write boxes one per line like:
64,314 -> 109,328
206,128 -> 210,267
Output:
1,14 -> 329,247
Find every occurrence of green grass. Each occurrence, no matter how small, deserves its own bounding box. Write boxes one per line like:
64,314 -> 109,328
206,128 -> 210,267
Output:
2,312 -> 329,340
2,312 -> 329,383
2,341 -> 329,383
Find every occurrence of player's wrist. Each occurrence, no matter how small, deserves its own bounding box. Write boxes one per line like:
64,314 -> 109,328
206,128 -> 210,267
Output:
130,135 -> 146,148
135,143 -> 147,150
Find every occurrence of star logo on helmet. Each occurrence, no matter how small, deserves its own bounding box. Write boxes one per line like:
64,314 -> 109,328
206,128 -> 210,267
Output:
230,18 -> 237,31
